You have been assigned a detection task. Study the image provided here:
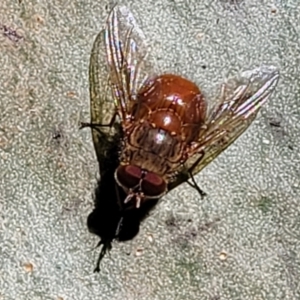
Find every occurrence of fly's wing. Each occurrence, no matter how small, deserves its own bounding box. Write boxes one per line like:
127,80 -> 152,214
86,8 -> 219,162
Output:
168,65 -> 280,191
89,28 -> 120,172
89,5 -> 156,174
104,5 -> 156,122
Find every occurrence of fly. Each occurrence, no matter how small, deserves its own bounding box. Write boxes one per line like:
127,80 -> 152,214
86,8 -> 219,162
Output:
82,5 -> 279,271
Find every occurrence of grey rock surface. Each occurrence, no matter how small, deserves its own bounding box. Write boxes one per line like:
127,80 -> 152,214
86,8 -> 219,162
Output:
0,0 -> 299,299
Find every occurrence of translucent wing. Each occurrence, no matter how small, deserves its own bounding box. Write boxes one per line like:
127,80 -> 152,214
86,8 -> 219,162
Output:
89,28 -> 120,173
104,5 -> 156,122
168,65 -> 280,191
89,5 -> 155,174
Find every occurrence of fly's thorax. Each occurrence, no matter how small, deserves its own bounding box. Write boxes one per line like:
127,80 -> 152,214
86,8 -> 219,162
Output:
121,120 -> 184,177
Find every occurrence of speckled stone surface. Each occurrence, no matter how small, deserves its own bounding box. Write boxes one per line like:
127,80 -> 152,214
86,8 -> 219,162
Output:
0,0 -> 299,299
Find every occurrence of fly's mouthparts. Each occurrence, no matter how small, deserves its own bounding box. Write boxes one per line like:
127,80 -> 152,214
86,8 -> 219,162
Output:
124,191 -> 144,208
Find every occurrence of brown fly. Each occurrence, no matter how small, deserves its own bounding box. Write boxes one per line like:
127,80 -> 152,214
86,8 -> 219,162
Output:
83,5 -> 279,271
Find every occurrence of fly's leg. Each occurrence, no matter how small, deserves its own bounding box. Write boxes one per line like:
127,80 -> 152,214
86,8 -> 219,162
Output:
115,216 -> 124,237
80,111 -> 118,130
186,151 -> 207,198
94,240 -> 112,273
186,172 -> 207,198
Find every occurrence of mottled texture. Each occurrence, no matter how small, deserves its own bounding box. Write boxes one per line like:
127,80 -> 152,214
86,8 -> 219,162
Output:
0,0 -> 299,300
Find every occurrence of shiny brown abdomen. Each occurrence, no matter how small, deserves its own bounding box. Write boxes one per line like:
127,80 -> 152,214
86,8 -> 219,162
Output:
121,74 -> 207,179
134,74 -> 207,143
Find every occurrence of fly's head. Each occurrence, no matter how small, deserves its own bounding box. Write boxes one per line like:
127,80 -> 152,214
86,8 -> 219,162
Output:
114,164 -> 167,208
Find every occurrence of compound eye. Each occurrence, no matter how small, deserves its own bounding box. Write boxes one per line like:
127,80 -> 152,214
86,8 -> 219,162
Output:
142,172 -> 167,197
116,165 -> 142,189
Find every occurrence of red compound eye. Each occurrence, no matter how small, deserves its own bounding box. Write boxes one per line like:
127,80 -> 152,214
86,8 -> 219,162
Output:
142,172 -> 167,197
116,165 -> 142,189
116,166 -> 167,198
